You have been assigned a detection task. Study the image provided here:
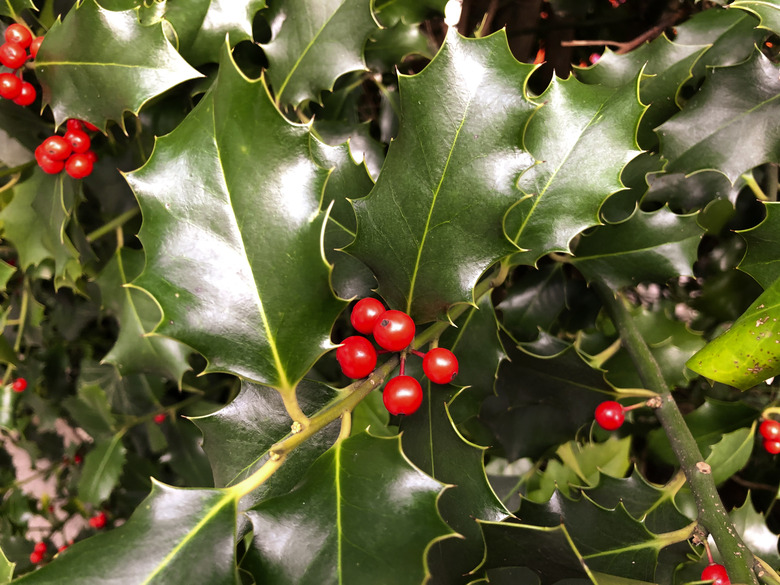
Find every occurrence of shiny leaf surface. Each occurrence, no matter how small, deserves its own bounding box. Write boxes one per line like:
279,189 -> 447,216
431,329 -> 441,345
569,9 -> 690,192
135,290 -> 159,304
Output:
77,434 -> 127,506
739,201 -> 780,288
731,0 -> 780,35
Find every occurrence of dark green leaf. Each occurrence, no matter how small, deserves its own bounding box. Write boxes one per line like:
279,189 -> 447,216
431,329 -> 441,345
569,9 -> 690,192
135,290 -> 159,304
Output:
657,49 -> 780,183
731,0 -> 780,35
705,426 -> 754,485
62,384 -> 115,439
127,47 -> 345,393
77,434 -> 127,506
498,264 -> 568,343
97,248 -> 190,382
191,380 -> 340,502
730,495 -> 780,569
13,482 -> 239,585
642,169 -> 739,212
365,21 -> 433,72
349,31 -> 535,322
739,201 -> 780,288
571,207 -> 703,289
165,0 -> 266,66
262,0 -> 379,105
506,74 -> 644,265
243,433 -> 450,585
687,276 -> 780,389
0,0 -> 33,19
373,0 -> 446,25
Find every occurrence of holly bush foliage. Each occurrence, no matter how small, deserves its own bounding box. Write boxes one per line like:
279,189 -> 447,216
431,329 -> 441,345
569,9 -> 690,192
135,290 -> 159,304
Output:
3,0 -> 780,583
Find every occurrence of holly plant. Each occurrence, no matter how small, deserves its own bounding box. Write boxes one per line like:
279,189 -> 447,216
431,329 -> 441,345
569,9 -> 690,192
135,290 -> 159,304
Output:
3,0 -> 780,583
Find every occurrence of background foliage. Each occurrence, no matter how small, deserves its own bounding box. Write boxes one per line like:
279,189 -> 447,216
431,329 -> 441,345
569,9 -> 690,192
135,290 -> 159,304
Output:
1,0 -> 780,583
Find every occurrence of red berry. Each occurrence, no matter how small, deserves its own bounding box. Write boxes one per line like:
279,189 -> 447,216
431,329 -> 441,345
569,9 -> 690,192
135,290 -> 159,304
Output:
5,24 -> 32,49
0,72 -> 21,99
422,347 -> 459,384
29,36 -> 43,59
41,136 -> 71,161
373,310 -> 415,351
29,550 -> 43,564
65,153 -> 94,179
81,120 -> 99,132
336,336 -> 377,379
383,375 -> 423,415
64,129 -> 90,153
760,419 -> 780,440
595,401 -> 625,431
73,454 -> 82,464
0,42 -> 26,69
764,439 -> 780,454
12,378 -> 26,392
701,563 -> 730,585
66,119 -> 83,132
33,542 -> 46,554
57,544 -> 68,553
153,413 -> 166,424
12,81 -> 35,106
350,298 -> 385,334
88,511 -> 106,529
35,146 -> 64,174
83,150 -> 98,164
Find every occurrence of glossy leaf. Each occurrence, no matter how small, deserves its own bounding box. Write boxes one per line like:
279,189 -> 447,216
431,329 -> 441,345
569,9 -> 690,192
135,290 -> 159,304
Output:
262,0 -> 379,105
34,0 -> 202,130
687,276 -> 780,389
730,496 -> 780,569
62,384 -> 115,439
97,248 -> 190,382
13,482 -> 239,584
349,31 -> 536,322
498,264 -> 568,343
192,380 -> 340,501
165,0 -> 266,65
0,0 -> 32,18
373,0 -> 446,25
77,434 -> 127,506
739,201 -> 780,288
507,74 -> 644,265
731,0 -> 780,35
576,35 -> 708,147
127,47 -> 345,393
704,426 -> 754,485
243,433 -> 450,585
571,207 -> 703,289
365,21 -> 433,72
657,49 -> 780,183
481,344 -> 609,461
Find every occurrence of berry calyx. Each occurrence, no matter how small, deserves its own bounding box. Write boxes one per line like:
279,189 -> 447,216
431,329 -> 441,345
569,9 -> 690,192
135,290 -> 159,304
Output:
12,81 -> 35,106
88,511 -> 107,529
336,336 -> 377,379
382,375 -> 423,415
35,146 -> 64,174
350,298 -> 385,335
65,153 -> 94,179
29,36 -> 43,59
373,310 -> 415,351
12,378 -> 27,392
595,401 -> 625,431
0,72 -> 21,100
422,347 -> 459,384
5,24 -> 32,49
41,136 -> 71,161
701,563 -> 730,585
64,129 -> 90,153
153,413 -> 166,424
760,419 -> 780,440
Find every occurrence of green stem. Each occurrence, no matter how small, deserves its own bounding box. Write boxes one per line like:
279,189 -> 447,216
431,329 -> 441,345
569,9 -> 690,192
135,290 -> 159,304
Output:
0,161 -> 35,180
593,280 -> 757,585
86,208 -> 140,243
743,173 -> 769,201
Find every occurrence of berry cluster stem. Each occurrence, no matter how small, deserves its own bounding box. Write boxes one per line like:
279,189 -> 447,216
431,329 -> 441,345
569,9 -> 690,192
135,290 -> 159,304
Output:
593,280 -> 757,585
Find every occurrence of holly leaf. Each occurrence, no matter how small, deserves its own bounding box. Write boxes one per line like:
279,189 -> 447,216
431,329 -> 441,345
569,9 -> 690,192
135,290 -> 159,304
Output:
12,482 -> 239,585
731,0 -> 780,35
704,426 -> 754,485
242,433 -> 450,585
373,0 -> 447,25
0,0 -> 33,19
165,0 -> 266,66
97,248 -> 191,383
127,47 -> 345,394
739,201 -> 780,288
506,74 -> 644,265
687,276 -> 780,389
349,31 -> 536,322
481,344 -> 610,461
0,546 -> 12,584
0,170 -> 82,289
62,384 -> 116,439
191,380 -> 340,503
365,21 -> 433,72
576,35 -> 708,148
77,434 -> 127,506
34,0 -> 203,130
657,49 -> 780,184
571,207 -> 703,289
262,0 -> 379,106
730,495 -> 780,569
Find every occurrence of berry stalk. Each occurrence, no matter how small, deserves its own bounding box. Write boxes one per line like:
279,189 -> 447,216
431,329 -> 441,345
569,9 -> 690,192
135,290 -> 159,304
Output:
592,280 -> 757,585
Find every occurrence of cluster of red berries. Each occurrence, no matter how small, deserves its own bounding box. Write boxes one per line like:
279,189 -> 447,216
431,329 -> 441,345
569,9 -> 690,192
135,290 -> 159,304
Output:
35,119 -> 99,178
759,419 -> 780,454
0,24 -> 41,106
336,298 -> 458,416
29,541 -> 46,564
702,563 -> 730,585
